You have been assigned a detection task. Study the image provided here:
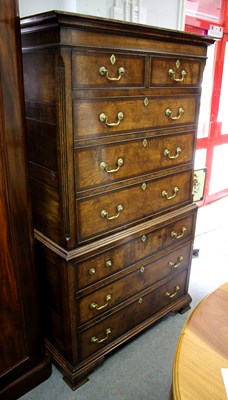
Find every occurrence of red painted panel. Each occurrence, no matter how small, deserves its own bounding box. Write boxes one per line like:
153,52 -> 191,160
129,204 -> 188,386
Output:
185,0 -> 228,205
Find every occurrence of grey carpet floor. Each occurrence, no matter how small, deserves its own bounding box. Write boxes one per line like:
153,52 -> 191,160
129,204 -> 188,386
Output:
19,197 -> 228,400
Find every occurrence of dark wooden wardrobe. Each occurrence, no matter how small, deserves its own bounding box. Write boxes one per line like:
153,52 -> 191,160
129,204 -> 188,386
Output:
0,1 -> 51,398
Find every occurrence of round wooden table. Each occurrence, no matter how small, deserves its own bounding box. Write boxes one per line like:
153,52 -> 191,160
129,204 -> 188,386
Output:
171,282 -> 228,400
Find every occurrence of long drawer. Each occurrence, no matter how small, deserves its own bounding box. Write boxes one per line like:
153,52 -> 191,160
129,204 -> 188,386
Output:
78,268 -> 188,360
75,131 -> 194,192
78,242 -> 192,325
77,169 -> 193,242
74,96 -> 197,139
76,208 -> 197,290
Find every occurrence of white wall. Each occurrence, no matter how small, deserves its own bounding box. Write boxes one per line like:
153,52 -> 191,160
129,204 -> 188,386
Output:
75,0 -> 112,19
19,0 -> 76,17
75,0 -> 186,30
19,0 -> 186,30
143,0 -> 185,30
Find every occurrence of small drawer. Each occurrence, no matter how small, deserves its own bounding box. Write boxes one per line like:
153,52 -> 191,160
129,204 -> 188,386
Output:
72,51 -> 145,88
73,96 -> 197,139
78,242 -> 192,325
78,269 -> 188,360
150,57 -> 203,86
77,169 -> 193,242
75,132 -> 194,192
76,209 -> 197,290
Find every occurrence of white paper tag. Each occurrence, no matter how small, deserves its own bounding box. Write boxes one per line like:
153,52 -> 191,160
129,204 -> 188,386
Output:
221,369 -> 228,397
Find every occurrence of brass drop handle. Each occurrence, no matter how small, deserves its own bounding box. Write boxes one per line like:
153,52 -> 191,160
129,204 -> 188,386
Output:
162,186 -> 179,200
91,328 -> 112,344
100,157 -> 124,173
164,146 -> 182,159
168,68 -> 187,82
171,226 -> 187,239
90,294 -> 112,311
99,112 -> 124,127
101,204 -> 124,220
165,107 -> 184,120
168,256 -> 184,269
165,285 -> 180,299
99,66 -> 125,81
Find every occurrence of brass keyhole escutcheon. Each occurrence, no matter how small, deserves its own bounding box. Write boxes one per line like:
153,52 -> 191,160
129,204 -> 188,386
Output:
141,235 -> 147,242
110,54 -> 116,65
144,97 -> 149,107
138,298 -> 143,304
142,139 -> 148,148
141,183 -> 147,191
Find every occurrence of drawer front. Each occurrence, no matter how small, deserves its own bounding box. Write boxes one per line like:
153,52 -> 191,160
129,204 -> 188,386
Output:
77,170 -> 193,242
76,210 -> 196,290
72,51 -> 145,88
151,58 -> 203,86
74,96 -> 197,139
75,132 -> 194,192
78,269 -> 188,360
78,242 -> 192,325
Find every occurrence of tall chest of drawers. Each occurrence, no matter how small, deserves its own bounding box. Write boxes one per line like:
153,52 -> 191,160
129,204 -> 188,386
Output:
21,12 -> 213,389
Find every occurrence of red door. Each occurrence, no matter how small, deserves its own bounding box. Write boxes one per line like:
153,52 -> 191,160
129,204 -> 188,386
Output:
185,0 -> 228,205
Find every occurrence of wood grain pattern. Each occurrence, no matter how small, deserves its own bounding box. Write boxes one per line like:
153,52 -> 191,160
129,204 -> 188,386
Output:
76,210 -> 196,290
73,96 -> 197,139
172,282 -> 228,400
72,51 -> 146,88
78,242 -> 192,325
75,132 -> 195,192
78,269 -> 189,360
150,58 -> 203,86
77,169 -> 193,242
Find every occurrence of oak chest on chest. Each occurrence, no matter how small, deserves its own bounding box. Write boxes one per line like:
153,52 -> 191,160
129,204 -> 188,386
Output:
21,11 -> 213,389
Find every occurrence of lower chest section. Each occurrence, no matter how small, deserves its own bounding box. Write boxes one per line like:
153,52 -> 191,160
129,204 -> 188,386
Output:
37,205 -> 196,364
